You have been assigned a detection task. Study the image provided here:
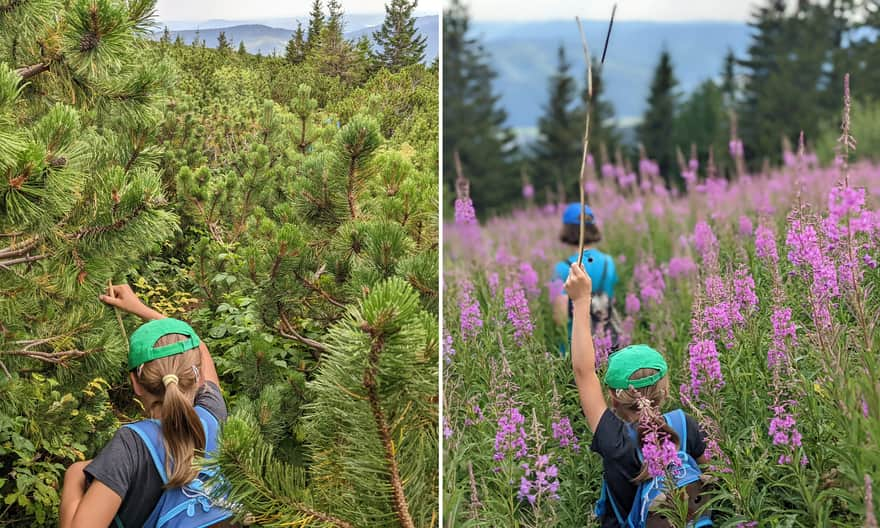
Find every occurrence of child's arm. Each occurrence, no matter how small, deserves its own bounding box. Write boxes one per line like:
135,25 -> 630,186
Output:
59,461 -> 121,528
565,263 -> 608,432
100,284 -> 221,389
100,284 -> 165,321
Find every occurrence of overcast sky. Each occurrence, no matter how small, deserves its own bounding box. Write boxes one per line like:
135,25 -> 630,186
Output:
155,0 -> 441,21
462,0 -> 755,22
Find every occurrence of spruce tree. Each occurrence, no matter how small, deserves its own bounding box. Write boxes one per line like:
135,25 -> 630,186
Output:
307,0 -> 325,52
238,41 -> 247,56
637,49 -> 679,183
721,48 -> 737,107
160,26 -> 171,45
217,31 -> 231,53
375,0 -> 427,71
532,45 -> 582,200
286,22 -> 307,64
673,80 -> 729,181
0,0 -> 175,522
442,0 -> 517,217
174,34 -> 184,47
738,0 -> 836,165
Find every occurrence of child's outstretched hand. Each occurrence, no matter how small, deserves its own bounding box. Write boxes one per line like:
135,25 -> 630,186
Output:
100,284 -> 164,321
564,262 -> 593,304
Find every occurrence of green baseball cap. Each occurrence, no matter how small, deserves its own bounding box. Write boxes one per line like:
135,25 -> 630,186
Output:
604,344 -> 668,389
128,318 -> 201,371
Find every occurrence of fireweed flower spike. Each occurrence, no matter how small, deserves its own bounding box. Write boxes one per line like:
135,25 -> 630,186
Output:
504,285 -> 533,345
635,396 -> 680,478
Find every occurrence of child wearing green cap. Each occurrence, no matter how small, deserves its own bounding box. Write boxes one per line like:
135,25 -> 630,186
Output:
59,285 -> 231,528
564,263 -> 709,527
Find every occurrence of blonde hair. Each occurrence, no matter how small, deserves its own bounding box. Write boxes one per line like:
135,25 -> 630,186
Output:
136,334 -> 205,488
609,368 -> 680,483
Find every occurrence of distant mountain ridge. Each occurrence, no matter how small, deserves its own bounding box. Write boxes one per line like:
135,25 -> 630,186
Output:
469,20 -> 752,128
153,15 -> 439,63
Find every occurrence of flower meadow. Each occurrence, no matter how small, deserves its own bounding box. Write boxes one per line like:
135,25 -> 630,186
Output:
443,137 -> 880,524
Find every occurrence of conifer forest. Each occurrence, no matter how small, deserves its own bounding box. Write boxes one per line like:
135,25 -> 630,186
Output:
0,0 -> 438,526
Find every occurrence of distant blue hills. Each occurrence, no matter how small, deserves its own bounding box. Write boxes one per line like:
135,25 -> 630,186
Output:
469,20 -> 753,129
152,15 -> 439,64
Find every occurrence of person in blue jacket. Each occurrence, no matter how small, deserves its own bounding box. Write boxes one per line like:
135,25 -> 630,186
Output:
552,203 -> 619,355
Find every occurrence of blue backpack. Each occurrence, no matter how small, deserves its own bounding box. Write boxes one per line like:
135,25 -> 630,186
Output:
115,406 -> 234,528
595,409 -> 712,528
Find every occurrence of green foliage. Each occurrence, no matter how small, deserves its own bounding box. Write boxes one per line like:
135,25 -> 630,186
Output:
442,0 -> 517,219
816,99 -> 880,164
532,46 -> 582,202
0,1 -> 177,522
374,0 -> 428,71
1,1 -> 439,525
638,49 -> 680,181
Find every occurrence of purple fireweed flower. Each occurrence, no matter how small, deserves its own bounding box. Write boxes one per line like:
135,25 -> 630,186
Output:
693,221 -> 719,268
551,417 -> 580,452
688,158 -> 699,171
488,272 -> 499,296
729,139 -> 744,158
738,522 -> 758,528
667,256 -> 697,279
455,198 -> 477,225
625,293 -> 641,315
755,224 -> 779,264
458,279 -> 483,339
519,261 -> 539,296
767,307 -> 796,369
636,396 -> 681,478
504,286 -> 534,345
443,333 -> 456,365
863,398 -> 870,418
444,416 -> 453,439
635,260 -> 666,304
522,183 -> 535,199
495,246 -> 516,266
684,339 -> 724,400
739,215 -> 754,237
769,403 -> 803,465
547,279 -> 564,300
587,154 -> 595,167
518,454 -> 561,504
601,163 -> 615,179
593,329 -> 613,367
494,407 -> 528,461
733,268 -> 758,313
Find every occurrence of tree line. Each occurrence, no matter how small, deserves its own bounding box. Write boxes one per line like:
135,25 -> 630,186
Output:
444,0 -> 880,216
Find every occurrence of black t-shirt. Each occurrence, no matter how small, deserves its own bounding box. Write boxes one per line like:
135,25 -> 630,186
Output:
590,408 -> 706,528
83,381 -> 227,528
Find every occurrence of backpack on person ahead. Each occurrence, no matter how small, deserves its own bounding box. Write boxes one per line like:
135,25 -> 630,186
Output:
115,406 -> 234,528
595,409 -> 712,528
566,251 -> 621,349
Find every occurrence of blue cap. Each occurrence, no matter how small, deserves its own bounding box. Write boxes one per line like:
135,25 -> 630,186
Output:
562,203 -> 594,225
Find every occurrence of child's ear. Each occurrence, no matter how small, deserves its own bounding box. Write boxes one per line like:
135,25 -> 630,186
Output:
129,371 -> 144,396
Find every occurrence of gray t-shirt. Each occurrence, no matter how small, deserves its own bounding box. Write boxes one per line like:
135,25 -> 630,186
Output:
84,381 -> 227,528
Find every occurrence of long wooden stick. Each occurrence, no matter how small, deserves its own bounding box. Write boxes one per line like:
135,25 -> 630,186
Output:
108,280 -> 128,348
575,7 -> 616,265
575,16 -> 593,265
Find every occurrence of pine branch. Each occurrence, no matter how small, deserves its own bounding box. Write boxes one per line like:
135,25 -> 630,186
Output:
0,236 -> 39,259
278,312 -> 327,360
293,269 -> 347,309
15,62 -> 50,81
0,254 -> 46,267
70,203 -> 149,240
361,321 -> 415,528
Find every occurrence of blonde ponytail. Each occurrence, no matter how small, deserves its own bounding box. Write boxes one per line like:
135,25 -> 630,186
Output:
609,368 -> 679,483
136,334 -> 205,488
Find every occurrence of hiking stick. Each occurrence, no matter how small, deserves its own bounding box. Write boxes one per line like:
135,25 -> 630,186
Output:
575,5 -> 616,265
108,280 -> 128,349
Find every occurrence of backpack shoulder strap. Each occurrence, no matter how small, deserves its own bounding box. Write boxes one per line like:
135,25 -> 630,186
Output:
664,409 -> 688,450
195,405 -> 220,453
598,480 -> 629,527
123,419 -> 169,485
